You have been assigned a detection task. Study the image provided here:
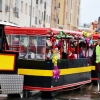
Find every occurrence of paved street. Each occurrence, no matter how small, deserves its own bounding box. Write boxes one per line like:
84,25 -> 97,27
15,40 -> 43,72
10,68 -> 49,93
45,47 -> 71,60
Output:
0,84 -> 100,100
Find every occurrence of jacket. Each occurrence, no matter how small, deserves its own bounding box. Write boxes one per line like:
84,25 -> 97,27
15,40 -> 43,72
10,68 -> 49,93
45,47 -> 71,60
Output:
90,45 -> 100,72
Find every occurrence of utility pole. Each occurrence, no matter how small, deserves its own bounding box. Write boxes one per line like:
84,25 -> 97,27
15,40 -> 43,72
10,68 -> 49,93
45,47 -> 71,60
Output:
30,0 -> 32,27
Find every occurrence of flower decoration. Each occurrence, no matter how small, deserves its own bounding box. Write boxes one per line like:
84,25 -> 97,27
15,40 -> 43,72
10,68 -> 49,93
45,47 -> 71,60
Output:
52,49 -> 60,82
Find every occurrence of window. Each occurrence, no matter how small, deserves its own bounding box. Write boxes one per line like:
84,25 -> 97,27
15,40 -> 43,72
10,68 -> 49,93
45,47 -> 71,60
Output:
77,18 -> 79,27
58,19 -> 59,24
33,7 -> 34,17
44,2 -> 46,9
25,3 -> 27,14
44,11 -> 46,20
37,36 -> 46,60
39,10 -> 40,18
42,12 -> 43,20
66,12 -> 68,20
49,16 -> 50,23
35,16 -> 37,24
70,13 -> 71,23
58,3 -> 60,8
78,6 -> 80,15
0,0 -> 2,11
67,0 -> 68,6
35,6 -> 38,16
29,5 -> 31,15
15,12 -> 19,18
71,0 -> 72,9
46,15 -> 48,22
36,0 -> 38,4
21,1 -> 23,12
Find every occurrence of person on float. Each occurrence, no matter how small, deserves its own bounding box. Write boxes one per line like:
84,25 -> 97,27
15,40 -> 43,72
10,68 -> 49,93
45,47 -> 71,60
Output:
90,37 -> 100,93
29,39 -> 36,54
54,46 -> 60,59
62,47 -> 67,59
78,47 -> 85,58
68,48 -> 76,59
46,47 -> 52,60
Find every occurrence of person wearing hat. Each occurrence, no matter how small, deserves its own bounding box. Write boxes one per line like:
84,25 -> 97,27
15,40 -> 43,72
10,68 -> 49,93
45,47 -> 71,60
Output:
90,37 -> 100,93
68,48 -> 76,59
46,47 -> 52,60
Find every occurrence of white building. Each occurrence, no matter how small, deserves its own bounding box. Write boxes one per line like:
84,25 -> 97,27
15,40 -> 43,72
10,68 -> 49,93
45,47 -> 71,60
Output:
0,0 -> 52,27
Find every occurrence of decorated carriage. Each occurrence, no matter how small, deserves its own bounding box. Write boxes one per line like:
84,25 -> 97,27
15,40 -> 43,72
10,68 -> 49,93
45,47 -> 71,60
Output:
0,25 -> 93,97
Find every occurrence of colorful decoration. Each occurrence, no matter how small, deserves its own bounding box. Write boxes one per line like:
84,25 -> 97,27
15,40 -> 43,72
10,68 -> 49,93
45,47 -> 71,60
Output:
82,31 -> 93,46
49,31 -> 69,48
56,31 -> 68,39
52,49 -> 60,82
48,32 -> 56,49
86,37 -> 90,46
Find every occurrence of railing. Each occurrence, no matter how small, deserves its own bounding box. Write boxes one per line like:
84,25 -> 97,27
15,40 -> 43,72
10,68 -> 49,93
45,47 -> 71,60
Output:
4,43 -> 21,52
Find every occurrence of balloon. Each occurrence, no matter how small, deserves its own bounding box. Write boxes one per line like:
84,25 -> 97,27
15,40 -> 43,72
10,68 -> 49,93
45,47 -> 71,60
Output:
90,40 -> 93,45
53,66 -> 60,82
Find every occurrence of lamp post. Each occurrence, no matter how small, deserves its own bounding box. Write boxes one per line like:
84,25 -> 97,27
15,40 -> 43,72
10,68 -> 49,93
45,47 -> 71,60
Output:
30,0 -> 32,27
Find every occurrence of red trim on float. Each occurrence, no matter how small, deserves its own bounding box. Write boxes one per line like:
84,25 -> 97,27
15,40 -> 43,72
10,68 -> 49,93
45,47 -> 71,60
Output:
4,26 -> 83,36
91,78 -> 98,81
23,80 -> 91,91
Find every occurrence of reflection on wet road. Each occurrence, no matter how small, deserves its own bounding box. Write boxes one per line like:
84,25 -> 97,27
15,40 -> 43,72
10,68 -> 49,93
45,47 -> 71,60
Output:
1,84 -> 100,100
56,84 -> 99,100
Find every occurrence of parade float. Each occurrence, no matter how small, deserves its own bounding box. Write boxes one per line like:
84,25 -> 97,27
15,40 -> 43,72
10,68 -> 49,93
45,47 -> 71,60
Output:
0,19 -> 100,97
2,25 -> 93,98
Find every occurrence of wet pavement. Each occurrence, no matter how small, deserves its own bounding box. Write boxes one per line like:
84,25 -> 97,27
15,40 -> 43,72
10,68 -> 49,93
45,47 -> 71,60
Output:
0,84 -> 100,100
56,84 -> 99,100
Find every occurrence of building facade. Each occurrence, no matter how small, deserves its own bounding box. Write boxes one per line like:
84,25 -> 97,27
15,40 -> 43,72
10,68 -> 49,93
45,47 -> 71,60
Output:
0,0 -> 51,27
50,0 -> 80,30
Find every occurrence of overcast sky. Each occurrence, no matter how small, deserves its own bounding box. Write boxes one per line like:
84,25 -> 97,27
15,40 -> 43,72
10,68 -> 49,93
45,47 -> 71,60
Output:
80,0 -> 100,24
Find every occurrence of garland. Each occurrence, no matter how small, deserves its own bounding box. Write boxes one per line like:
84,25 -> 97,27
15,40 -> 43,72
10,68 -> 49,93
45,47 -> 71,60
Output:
56,31 -> 69,39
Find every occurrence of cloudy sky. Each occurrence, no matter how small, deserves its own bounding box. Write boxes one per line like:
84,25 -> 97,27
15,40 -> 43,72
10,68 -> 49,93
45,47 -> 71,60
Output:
80,0 -> 100,24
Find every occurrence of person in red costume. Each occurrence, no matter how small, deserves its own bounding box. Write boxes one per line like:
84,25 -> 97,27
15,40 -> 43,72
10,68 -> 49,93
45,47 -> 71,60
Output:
29,39 -> 36,53
68,48 -> 76,59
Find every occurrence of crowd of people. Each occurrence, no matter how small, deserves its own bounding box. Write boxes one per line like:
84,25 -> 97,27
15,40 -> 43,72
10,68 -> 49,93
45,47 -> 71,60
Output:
46,42 -> 86,60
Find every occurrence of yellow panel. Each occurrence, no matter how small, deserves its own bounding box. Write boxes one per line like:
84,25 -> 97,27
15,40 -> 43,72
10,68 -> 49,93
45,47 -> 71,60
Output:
91,66 -> 95,70
0,54 -> 15,71
18,66 -> 92,77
